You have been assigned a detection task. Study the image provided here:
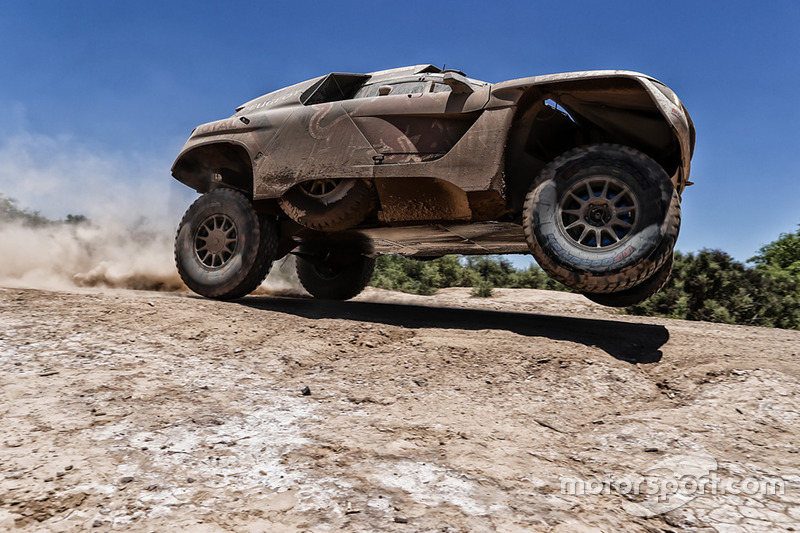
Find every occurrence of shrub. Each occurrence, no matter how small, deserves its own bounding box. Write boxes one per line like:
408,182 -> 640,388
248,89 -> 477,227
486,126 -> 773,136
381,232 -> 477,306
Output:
471,279 -> 495,298
371,254 -> 559,296
628,249 -> 800,329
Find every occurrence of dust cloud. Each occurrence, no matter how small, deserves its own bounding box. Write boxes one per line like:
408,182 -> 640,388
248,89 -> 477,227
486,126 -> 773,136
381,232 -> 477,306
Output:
0,221 -> 307,295
0,220 -> 182,292
0,130 -> 305,295
254,255 -> 309,298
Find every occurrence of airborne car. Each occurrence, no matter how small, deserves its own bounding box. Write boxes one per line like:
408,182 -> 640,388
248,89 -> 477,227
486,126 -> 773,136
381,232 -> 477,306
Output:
172,65 -> 694,305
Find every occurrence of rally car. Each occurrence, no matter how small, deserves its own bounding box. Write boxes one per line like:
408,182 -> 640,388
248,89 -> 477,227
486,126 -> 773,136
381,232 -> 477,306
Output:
172,64 -> 694,305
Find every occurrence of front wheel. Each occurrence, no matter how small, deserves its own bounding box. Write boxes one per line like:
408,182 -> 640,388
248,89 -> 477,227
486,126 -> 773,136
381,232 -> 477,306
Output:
175,189 -> 277,299
296,251 -> 375,300
523,144 -> 680,293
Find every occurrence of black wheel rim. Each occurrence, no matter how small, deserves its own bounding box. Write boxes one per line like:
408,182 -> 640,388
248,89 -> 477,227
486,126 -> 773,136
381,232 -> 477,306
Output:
299,179 -> 344,198
558,175 -> 638,249
194,214 -> 238,269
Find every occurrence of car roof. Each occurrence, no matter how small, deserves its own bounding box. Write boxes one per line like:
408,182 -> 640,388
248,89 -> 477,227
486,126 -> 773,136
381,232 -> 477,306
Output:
365,65 -> 453,85
364,65 -> 487,88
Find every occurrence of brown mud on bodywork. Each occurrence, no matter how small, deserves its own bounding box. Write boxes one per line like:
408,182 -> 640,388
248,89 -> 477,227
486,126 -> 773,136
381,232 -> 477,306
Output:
172,65 -> 694,302
172,65 -> 692,216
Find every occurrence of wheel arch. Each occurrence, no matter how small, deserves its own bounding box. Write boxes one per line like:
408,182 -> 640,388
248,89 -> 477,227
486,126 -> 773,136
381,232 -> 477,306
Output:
503,77 -> 683,211
172,141 -> 254,197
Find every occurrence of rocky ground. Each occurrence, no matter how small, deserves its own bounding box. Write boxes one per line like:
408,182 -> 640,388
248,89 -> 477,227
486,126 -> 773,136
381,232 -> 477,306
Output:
1,284 -> 799,532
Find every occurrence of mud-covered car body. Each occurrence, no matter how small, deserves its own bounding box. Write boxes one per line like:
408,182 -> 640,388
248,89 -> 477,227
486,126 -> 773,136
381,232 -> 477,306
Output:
172,65 -> 694,303
173,65 -> 692,255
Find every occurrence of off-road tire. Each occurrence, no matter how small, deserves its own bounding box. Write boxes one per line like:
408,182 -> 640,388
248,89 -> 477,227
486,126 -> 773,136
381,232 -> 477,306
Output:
583,253 -> 674,307
523,144 -> 680,293
296,253 -> 376,300
279,178 -> 376,232
175,189 -> 277,299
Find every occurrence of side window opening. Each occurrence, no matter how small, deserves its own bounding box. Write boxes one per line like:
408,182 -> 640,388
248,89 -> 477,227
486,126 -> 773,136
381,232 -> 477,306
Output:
301,73 -> 369,105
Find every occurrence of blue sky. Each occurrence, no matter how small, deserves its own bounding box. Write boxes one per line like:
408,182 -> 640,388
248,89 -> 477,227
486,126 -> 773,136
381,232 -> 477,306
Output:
1,0 -> 798,262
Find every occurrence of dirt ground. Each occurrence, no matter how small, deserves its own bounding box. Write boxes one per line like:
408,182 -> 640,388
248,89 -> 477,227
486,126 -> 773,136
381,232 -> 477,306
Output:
1,284 -> 799,532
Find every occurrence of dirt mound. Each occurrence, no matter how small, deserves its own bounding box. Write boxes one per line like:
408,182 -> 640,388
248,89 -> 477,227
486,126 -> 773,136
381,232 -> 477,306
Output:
1,286 -> 798,531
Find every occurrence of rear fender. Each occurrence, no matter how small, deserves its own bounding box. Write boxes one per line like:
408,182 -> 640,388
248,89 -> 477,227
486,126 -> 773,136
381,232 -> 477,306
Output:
495,71 -> 693,206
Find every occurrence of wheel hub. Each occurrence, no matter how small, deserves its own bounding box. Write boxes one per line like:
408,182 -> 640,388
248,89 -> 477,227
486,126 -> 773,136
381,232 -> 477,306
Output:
558,175 -> 639,249
586,204 -> 611,227
205,230 -> 226,253
194,214 -> 238,269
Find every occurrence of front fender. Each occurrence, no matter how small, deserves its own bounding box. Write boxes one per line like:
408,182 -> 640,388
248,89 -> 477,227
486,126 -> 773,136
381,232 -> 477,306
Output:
172,136 -> 256,194
172,111 -> 287,194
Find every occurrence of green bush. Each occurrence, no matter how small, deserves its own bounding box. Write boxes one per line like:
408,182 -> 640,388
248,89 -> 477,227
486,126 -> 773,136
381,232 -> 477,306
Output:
1,193 -> 87,227
751,225 -> 800,271
471,279 -> 495,298
628,249 -> 800,329
0,194 -> 51,226
370,254 -> 562,296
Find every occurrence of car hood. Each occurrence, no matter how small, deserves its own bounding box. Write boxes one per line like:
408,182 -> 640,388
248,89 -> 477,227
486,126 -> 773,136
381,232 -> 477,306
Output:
235,76 -> 324,113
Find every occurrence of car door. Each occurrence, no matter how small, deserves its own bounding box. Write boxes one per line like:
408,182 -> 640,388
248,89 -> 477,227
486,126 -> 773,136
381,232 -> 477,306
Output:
252,73 -> 378,198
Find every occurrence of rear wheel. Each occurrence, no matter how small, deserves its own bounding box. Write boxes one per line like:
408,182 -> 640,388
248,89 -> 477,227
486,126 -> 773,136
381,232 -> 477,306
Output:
175,189 -> 277,299
296,251 -> 375,300
583,254 -> 674,307
279,178 -> 376,232
523,144 -> 680,293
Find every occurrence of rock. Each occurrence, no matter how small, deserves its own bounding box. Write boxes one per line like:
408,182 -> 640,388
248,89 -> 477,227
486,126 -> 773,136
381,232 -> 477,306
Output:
394,516 -> 408,523
301,386 -> 311,396
92,520 -> 103,527
120,476 -> 134,484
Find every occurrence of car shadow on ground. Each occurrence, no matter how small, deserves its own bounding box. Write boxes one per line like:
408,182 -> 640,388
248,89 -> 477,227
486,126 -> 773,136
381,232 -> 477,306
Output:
240,297 -> 667,364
